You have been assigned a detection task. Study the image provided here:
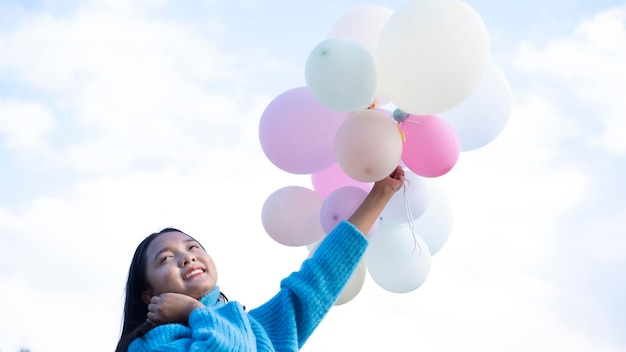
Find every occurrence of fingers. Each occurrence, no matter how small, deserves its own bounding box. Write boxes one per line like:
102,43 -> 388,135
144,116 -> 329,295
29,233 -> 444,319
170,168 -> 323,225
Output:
388,166 -> 405,192
146,311 -> 157,323
390,165 -> 403,177
148,296 -> 160,311
147,295 -> 162,323
389,165 -> 405,181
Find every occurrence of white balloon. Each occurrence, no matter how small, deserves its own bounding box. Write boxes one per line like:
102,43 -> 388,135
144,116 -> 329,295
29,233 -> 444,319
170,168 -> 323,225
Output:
366,220 -> 431,293
413,180 -> 453,255
380,168 -> 430,224
334,109 -> 403,182
376,0 -> 491,115
438,65 -> 513,151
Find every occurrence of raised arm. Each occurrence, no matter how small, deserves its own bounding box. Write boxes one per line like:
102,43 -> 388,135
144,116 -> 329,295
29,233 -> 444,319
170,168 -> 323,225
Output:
348,165 -> 405,235
248,166 -> 405,349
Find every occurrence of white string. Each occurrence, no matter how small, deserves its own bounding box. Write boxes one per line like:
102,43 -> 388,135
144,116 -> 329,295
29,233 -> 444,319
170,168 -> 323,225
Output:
397,117 -> 423,254
402,179 -> 422,255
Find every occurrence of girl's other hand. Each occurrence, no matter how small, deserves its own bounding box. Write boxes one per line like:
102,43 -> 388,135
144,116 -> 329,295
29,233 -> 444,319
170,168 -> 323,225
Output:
147,292 -> 204,325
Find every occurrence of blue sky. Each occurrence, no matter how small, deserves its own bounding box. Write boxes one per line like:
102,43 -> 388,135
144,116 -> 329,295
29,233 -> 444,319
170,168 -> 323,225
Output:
0,0 -> 625,351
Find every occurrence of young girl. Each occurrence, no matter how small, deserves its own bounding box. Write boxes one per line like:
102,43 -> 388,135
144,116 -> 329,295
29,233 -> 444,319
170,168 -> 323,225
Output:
116,166 -> 405,352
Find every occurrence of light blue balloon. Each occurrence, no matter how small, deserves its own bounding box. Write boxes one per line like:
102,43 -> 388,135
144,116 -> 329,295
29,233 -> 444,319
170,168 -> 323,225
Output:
412,180 -> 453,256
437,65 -> 513,151
305,37 -> 378,112
366,219 -> 432,293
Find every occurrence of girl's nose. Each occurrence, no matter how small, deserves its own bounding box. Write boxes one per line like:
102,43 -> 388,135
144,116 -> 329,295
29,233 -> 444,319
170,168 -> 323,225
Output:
179,253 -> 196,267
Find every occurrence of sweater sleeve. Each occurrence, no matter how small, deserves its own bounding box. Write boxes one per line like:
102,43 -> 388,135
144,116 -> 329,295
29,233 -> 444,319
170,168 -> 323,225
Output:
249,220 -> 368,350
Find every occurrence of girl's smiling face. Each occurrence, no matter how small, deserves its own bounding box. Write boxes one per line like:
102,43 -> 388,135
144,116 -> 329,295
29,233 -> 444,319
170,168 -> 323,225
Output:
142,231 -> 217,301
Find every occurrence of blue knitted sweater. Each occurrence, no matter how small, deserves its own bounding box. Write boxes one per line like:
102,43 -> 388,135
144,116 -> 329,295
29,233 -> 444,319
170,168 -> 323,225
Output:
129,220 -> 368,352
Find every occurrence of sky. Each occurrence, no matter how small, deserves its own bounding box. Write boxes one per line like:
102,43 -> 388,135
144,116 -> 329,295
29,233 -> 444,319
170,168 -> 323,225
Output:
0,0 -> 625,351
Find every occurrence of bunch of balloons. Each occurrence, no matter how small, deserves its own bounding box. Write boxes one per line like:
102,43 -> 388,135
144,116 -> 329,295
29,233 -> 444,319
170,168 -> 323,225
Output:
258,0 -> 512,304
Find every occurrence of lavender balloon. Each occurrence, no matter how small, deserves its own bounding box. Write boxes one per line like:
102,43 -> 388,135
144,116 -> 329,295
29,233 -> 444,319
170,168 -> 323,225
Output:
320,186 -> 378,237
259,87 -> 350,174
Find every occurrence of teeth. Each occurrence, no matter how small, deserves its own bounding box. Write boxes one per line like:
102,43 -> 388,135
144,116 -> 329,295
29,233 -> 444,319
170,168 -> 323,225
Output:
184,269 -> 203,280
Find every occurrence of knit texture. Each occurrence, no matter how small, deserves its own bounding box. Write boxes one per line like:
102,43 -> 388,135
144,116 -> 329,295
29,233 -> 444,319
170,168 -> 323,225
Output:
128,220 -> 368,352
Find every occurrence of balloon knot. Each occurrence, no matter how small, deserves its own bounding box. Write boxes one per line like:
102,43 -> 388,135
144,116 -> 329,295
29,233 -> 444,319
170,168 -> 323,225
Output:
392,108 -> 409,122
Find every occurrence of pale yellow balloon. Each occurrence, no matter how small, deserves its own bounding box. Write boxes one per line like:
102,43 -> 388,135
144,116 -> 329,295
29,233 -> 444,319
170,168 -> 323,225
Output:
308,242 -> 367,305
334,258 -> 367,306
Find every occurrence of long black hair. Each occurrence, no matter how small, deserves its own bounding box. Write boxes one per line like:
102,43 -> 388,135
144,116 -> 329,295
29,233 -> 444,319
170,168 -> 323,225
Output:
115,227 -> 227,352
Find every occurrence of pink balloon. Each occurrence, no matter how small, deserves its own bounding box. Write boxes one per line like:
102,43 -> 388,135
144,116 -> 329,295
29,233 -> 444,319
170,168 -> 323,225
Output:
400,115 -> 460,177
259,87 -> 351,174
311,163 -> 373,198
320,186 -> 378,238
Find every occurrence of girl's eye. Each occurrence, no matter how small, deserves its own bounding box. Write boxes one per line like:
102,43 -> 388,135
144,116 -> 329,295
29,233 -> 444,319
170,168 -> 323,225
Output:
160,255 -> 172,264
189,244 -> 199,250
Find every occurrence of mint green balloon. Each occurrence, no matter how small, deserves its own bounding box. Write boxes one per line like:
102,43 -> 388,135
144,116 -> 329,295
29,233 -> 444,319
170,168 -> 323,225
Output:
305,37 -> 377,112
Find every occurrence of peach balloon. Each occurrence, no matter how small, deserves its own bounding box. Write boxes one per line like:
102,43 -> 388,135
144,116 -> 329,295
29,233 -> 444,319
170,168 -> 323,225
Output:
334,109 -> 403,182
261,186 -> 325,246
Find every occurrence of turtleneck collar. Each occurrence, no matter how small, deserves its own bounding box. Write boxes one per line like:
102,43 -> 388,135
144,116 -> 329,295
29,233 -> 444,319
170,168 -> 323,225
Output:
199,286 -> 223,307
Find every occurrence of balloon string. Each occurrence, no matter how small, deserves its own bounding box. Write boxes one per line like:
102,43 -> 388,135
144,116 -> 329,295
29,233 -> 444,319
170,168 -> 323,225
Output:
397,119 -> 419,142
402,179 -> 422,254
397,122 -> 406,142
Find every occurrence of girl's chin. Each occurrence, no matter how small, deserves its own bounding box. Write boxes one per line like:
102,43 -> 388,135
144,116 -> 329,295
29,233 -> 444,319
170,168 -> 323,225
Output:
188,285 -> 216,299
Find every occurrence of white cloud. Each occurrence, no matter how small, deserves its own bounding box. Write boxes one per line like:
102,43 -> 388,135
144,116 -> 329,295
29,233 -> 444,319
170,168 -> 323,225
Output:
511,4 -> 626,348
0,4 -> 264,175
514,4 -> 626,155
0,100 -> 54,153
